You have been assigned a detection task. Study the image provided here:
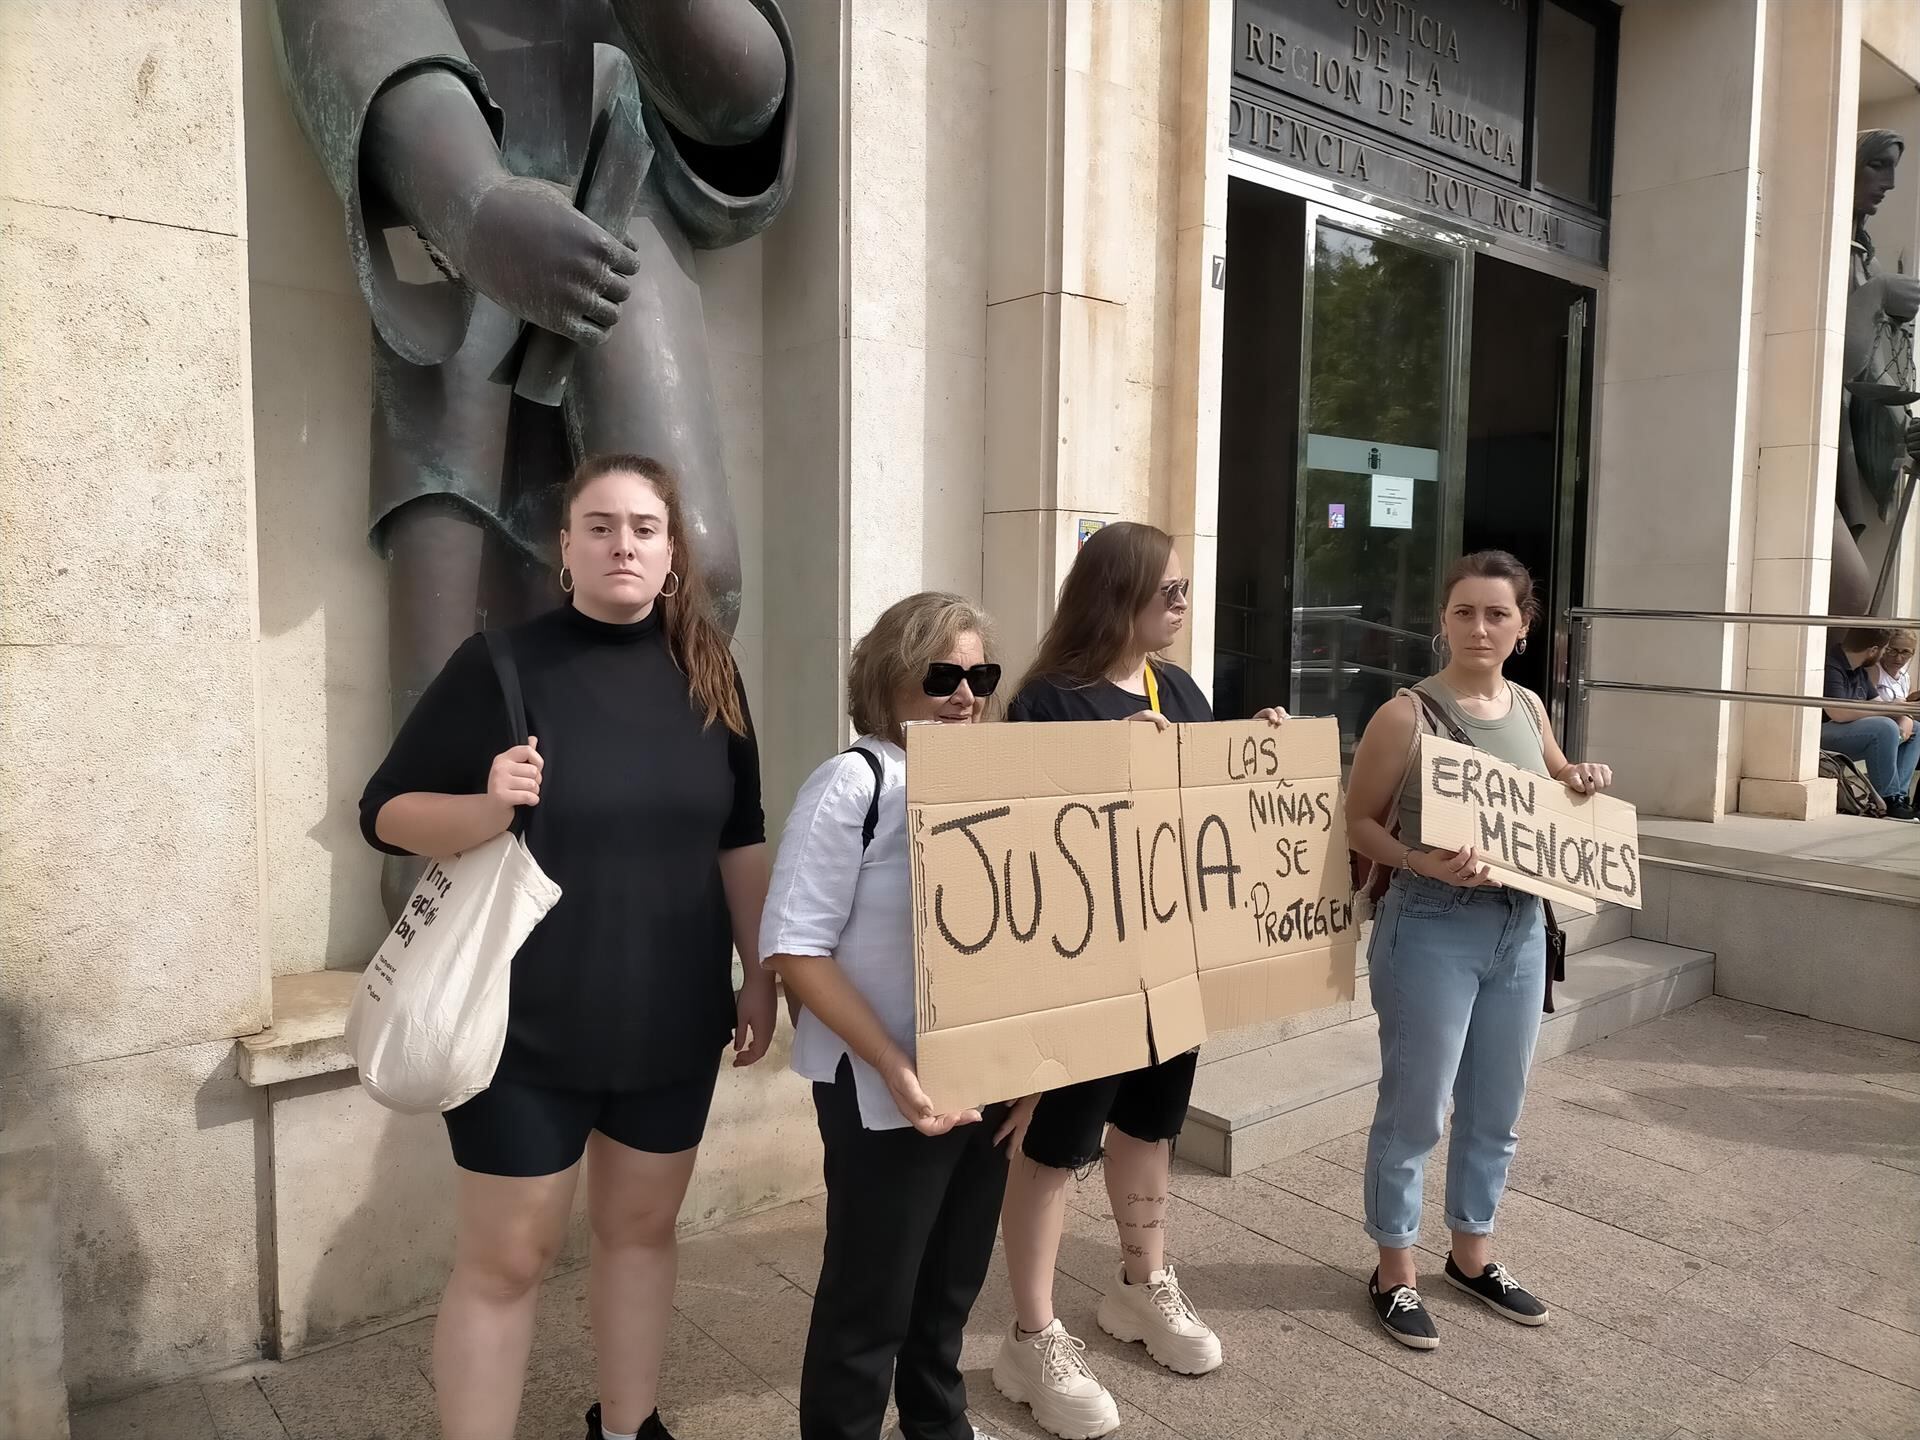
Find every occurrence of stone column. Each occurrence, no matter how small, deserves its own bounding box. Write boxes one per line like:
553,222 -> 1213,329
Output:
982,1 -> 1190,674
1736,0 -> 1857,819
0,0 -> 270,1401
1584,0 -> 1766,820
1164,0 -> 1232,692
844,1 -> 991,646
762,0 -> 850,810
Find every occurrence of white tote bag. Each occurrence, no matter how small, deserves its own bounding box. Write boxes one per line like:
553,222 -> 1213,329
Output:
347,631 -> 562,1113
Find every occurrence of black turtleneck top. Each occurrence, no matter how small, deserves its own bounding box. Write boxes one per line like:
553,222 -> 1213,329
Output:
359,603 -> 764,1091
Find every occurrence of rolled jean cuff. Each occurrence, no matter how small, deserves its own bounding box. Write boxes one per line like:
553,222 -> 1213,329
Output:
1365,1220 -> 1419,1248
1443,1210 -> 1495,1236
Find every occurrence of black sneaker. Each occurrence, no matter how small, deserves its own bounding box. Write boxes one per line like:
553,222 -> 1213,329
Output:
1884,797 -> 1917,822
1368,1268 -> 1439,1350
584,1405 -> 676,1439
1444,1255 -> 1550,1326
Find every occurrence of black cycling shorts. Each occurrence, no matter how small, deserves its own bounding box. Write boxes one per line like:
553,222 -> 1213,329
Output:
443,1065 -> 721,1178
1019,1049 -> 1199,1171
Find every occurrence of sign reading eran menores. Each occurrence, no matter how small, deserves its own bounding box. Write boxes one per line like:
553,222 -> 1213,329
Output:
906,719 -> 1359,1111
1416,734 -> 1642,917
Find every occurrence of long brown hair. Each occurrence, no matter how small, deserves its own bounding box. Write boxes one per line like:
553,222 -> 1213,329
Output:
562,454 -> 747,736
1017,521 -> 1173,691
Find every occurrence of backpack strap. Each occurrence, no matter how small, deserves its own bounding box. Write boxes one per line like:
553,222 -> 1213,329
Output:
841,745 -> 885,850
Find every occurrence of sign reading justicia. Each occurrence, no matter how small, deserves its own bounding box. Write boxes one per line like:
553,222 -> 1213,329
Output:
1229,0 -> 1612,267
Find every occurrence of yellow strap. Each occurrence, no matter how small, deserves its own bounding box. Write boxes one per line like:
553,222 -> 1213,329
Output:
1143,662 -> 1161,715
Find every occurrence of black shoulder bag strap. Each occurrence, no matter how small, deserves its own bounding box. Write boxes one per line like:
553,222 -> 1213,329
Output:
1505,685 -> 1568,1011
841,745 -> 885,850
483,630 -> 533,838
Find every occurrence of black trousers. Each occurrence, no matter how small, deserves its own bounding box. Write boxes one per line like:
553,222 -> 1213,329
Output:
799,1059 -> 1010,1440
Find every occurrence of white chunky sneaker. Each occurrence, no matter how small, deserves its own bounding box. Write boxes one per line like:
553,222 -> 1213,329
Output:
1095,1264 -> 1223,1376
991,1319 -> 1121,1439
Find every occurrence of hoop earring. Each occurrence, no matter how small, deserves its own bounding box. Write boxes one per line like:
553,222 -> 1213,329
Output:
659,570 -> 681,598
1516,636 -> 1528,656
1431,632 -> 1446,656
559,566 -> 574,594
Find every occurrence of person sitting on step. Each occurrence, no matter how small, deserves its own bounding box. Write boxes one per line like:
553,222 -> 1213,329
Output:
1823,626 -> 1919,821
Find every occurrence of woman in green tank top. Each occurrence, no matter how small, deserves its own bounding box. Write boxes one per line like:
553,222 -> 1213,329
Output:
1343,552 -> 1615,1352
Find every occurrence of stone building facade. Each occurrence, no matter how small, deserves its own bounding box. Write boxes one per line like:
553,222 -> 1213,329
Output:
2,0 -> 1916,1420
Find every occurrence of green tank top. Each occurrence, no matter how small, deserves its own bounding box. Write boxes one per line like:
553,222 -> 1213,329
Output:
1394,678 -> 1549,844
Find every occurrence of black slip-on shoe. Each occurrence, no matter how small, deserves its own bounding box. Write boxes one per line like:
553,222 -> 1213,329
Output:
584,1404 -> 676,1439
1444,1255 -> 1550,1326
1369,1268 -> 1439,1350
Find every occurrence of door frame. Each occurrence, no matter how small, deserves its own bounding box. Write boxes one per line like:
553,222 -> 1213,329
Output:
1228,149 -> 1609,742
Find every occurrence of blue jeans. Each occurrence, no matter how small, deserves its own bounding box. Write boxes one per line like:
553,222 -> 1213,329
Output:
1821,716 -> 1920,801
1363,872 -> 1545,1249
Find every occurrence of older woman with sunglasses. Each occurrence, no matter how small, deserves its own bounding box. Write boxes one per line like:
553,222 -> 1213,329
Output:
762,592 -> 1011,1440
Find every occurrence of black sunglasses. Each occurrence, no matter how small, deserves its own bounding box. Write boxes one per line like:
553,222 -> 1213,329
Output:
922,662 -> 1002,698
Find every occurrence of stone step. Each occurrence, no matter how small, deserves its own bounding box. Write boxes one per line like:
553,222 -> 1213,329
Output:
1197,903 -> 1633,1064
1177,936 -> 1714,1175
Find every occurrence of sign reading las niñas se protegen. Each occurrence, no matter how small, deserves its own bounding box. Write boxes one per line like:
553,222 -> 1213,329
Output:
905,719 -> 1359,1111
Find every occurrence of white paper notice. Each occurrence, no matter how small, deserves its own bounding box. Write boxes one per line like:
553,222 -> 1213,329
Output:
1370,474 -> 1415,529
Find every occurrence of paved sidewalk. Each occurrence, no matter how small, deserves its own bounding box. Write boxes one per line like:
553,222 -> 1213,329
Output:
74,997 -> 1920,1440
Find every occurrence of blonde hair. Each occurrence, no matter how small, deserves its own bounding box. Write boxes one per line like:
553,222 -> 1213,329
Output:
849,592 -> 998,745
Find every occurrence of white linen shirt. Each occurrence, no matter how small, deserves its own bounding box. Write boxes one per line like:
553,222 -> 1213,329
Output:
759,737 -> 916,1130
1874,663 -> 1911,705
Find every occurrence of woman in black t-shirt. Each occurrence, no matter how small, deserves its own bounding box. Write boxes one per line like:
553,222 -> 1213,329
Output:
990,522 -> 1285,1438
360,455 -> 774,1440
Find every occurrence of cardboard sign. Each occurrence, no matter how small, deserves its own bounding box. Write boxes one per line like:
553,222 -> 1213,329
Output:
906,718 -> 1357,1110
1415,733 -> 1642,917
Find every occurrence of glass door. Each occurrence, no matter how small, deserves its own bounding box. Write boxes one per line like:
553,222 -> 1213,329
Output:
1291,210 -> 1468,751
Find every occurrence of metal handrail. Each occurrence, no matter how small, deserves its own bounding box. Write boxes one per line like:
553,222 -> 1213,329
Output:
1293,659 -> 1429,685
1571,606 -> 1920,630
1566,606 -> 1920,749
1584,679 -> 1919,717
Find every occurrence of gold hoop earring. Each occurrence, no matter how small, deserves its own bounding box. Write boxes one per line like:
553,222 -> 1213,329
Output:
559,566 -> 573,594
659,570 -> 680,598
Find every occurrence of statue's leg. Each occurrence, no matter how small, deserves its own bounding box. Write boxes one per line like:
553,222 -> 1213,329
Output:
564,182 -> 742,633
370,307 -> 518,918
375,498 -> 489,919
1831,506 -> 1875,621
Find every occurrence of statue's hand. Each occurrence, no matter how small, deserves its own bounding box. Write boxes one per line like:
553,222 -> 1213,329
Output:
455,176 -> 641,346
1865,271 -> 1920,322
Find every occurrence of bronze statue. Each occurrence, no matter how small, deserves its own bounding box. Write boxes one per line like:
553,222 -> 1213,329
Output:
1835,129 -> 1918,618
268,0 -> 794,890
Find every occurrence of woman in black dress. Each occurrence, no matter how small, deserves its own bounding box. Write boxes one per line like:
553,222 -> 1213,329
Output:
990,522 -> 1283,1439
361,454 -> 774,1440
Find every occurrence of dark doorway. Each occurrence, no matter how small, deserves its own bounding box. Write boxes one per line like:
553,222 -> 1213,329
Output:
1214,181 -> 1306,721
1463,253 -> 1593,718
1214,186 -> 1596,746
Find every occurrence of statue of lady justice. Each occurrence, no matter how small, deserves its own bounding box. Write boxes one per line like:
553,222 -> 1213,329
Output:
1836,129 -> 1920,617
269,0 -> 792,908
